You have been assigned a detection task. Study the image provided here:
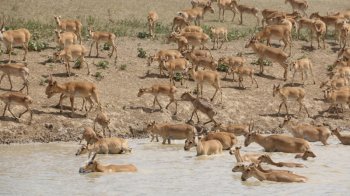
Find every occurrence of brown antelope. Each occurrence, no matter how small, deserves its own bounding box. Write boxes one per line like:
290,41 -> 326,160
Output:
210,26 -> 228,49
148,49 -> 183,76
244,131 -> 312,153
264,11 -> 300,27
0,63 -> 29,94
255,24 -> 292,55
54,16 -> 82,44
331,128 -> 350,145
272,85 -> 310,117
329,10 -> 350,20
54,30 -> 77,49
94,111 -> 111,137
230,1 -> 260,26
245,37 -> 289,80
88,27 -> 118,61
184,136 -> 223,156
181,25 -> 204,33
297,17 -> 315,39
180,92 -> 217,125
0,22 -> 31,63
311,19 -> 326,49
147,11 -> 159,38
310,12 -> 343,36
229,146 -> 262,164
178,2 -> 215,25
279,115 -> 331,145
285,0 -> 308,16
338,47 -> 350,60
171,16 -> 190,32
261,8 -> 279,26
76,134 -> 131,156
137,84 -> 177,115
231,65 -> 258,89
218,55 -> 246,80
217,0 -> 237,22
323,88 -> 350,117
191,0 -> 216,8
145,121 -> 196,144
320,78 -> 349,90
258,154 -> 305,168
188,67 -> 222,102
80,127 -> 98,145
290,57 -> 316,85
79,153 -> 137,173
0,92 -> 33,124
184,53 -> 217,71
53,44 -> 89,76
241,164 -> 307,182
294,150 -> 316,160
203,131 -> 237,150
168,32 -> 211,52
161,58 -> 189,86
45,76 -> 101,117
212,123 -> 249,136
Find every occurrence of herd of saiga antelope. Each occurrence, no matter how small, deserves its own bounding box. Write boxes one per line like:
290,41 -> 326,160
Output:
1,0 -> 350,183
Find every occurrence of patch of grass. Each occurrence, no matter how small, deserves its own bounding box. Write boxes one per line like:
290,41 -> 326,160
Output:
103,43 -> 111,50
95,60 -> 109,69
292,30 -> 309,42
155,23 -> 170,34
227,28 -> 257,41
174,73 -> 183,82
137,48 -> 147,58
137,32 -> 150,39
120,64 -> 127,70
327,64 -> 334,72
217,64 -> 229,72
93,72 -> 104,81
74,59 -> 82,69
28,40 -> 49,52
252,59 -> 272,66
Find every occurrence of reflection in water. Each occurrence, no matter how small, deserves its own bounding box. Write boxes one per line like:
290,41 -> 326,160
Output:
0,137 -> 350,195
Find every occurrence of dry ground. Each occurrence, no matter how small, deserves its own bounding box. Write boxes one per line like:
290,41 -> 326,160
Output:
0,0 -> 350,144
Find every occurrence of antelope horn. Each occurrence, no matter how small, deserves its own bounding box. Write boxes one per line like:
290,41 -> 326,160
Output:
90,152 -> 97,161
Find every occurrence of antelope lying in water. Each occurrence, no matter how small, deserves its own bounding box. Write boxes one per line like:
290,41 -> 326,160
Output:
331,128 -> 350,145
258,154 -> 305,168
79,153 -> 137,173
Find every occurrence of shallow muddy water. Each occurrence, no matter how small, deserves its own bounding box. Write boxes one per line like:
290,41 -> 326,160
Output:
0,137 -> 349,195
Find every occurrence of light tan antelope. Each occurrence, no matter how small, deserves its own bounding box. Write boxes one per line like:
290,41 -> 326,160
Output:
255,24 -> 292,55
0,63 -> 29,94
188,67 -> 222,102
45,76 -> 101,117
231,65 -> 258,89
76,136 -> 131,156
279,115 -> 331,145
272,85 -> 310,117
180,92 -> 217,125
297,17 -> 315,40
310,12 -> 343,36
245,37 -> 289,80
241,164 -> 307,182
80,127 -> 98,145
285,0 -> 308,16
191,0 -> 216,8
338,47 -> 350,60
184,136 -> 223,156
310,19 -> 326,49
212,122 -> 249,136
230,1 -> 260,26
210,26 -> 228,49
145,121 -> 196,144
94,111 -> 111,137
178,2 -> 215,25
137,84 -> 178,115
171,16 -> 190,32
147,11 -> 159,38
0,92 -> 32,124
0,23 -> 30,63
244,132 -> 312,153
229,146 -> 262,163
168,32 -> 211,52
88,27 -> 118,61
147,49 -> 183,76
331,128 -> 350,145
161,58 -> 190,86
323,88 -> 350,117
54,16 -> 82,44
54,30 -> 77,49
184,52 -> 217,71
53,44 -> 89,76
203,131 -> 237,150
320,78 -> 349,90
258,154 -> 305,168
294,150 -> 316,160
261,8 -> 279,26
217,0 -> 238,22
79,153 -> 137,173
218,55 -> 246,80
181,25 -> 204,33
290,57 -> 316,84
331,65 -> 350,79
232,162 -> 292,174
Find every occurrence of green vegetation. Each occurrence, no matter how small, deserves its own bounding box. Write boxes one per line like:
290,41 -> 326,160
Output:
93,71 -> 104,81
174,73 -> 183,82
252,59 -> 272,66
217,64 -> 229,72
137,32 -> 150,39
103,43 -> 111,50
28,40 -> 49,52
137,48 -> 147,58
120,64 -> 127,70
95,60 -> 109,69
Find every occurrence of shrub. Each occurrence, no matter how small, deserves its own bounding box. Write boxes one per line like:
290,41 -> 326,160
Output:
137,48 -> 147,58
93,72 -> 104,81
74,59 -> 82,69
251,59 -> 272,66
28,40 -> 49,52
137,32 -> 149,39
174,73 -> 183,81
120,64 -> 127,70
217,64 -> 229,72
96,60 -> 109,69
103,43 -> 111,50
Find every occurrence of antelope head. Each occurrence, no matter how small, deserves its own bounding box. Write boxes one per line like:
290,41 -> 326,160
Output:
79,153 -> 98,173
